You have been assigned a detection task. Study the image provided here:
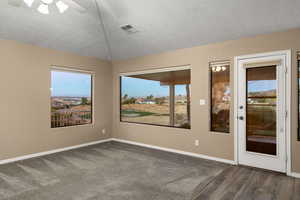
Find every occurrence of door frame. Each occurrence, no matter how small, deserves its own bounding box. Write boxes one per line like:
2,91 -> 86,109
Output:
234,50 -> 291,175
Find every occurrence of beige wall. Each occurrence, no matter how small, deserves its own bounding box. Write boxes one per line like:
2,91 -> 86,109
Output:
1,28 -> 300,174
112,28 -> 300,173
0,39 -> 112,160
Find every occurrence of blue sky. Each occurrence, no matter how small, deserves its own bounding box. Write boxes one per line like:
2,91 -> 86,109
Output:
122,77 -> 275,97
51,71 -> 92,97
51,71 -> 276,97
121,76 -> 187,97
248,80 -> 276,92
51,71 -> 275,98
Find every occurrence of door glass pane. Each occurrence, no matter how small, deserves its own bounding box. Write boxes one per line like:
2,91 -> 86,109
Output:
246,66 -> 277,155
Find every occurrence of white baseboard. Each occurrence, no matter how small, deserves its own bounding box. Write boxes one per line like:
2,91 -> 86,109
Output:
3,137 -> 299,178
0,137 -> 235,166
289,172 -> 300,179
111,138 -> 236,165
0,138 -> 112,165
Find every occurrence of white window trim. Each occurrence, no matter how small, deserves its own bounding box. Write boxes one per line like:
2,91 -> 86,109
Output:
119,65 -> 191,77
51,66 -> 95,75
50,66 -> 95,129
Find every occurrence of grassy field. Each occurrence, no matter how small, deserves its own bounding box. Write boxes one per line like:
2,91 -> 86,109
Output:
121,103 -> 189,127
121,109 -> 154,117
122,104 -> 187,114
122,104 -> 169,115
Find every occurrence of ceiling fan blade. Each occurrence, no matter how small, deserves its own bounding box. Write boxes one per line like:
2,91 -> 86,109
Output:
8,0 -> 22,7
62,0 -> 86,13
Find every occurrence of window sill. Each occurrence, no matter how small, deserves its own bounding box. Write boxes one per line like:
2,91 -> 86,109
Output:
210,131 -> 230,135
120,121 -> 191,131
51,123 -> 95,131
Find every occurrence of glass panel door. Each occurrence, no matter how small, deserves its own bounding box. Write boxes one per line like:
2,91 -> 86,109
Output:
246,66 -> 277,155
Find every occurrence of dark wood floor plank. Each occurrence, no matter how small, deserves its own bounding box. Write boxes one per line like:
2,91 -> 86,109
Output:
269,174 -> 293,200
195,166 -> 299,200
215,167 -> 267,200
232,169 -> 257,200
252,173 -> 281,200
194,167 -> 242,200
292,178 -> 300,200
214,167 -> 252,200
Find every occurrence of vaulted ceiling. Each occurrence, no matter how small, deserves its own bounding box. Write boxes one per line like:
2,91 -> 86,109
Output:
1,0 -> 300,60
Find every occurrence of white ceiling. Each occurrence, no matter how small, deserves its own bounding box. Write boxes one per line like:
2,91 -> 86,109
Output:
1,0 -> 300,60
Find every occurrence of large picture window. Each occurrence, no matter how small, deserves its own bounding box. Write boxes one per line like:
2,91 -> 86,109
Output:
120,68 -> 191,129
51,68 -> 93,128
210,61 -> 230,133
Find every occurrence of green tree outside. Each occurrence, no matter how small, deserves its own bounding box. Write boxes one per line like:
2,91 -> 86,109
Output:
81,97 -> 88,105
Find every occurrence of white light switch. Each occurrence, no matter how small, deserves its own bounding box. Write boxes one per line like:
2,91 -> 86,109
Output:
199,99 -> 206,105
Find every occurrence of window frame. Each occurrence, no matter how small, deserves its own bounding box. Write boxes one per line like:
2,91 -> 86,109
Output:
119,65 -> 191,130
50,66 -> 95,129
297,53 -> 300,141
209,60 -> 231,134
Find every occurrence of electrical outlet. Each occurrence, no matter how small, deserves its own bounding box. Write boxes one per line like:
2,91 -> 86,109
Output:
195,140 -> 199,146
102,129 -> 106,135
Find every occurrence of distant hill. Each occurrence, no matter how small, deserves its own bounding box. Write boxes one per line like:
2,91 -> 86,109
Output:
248,89 -> 276,97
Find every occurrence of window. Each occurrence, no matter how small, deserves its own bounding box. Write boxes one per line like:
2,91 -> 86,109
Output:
210,61 -> 230,133
51,68 -> 93,128
120,68 -> 191,129
298,53 -> 300,140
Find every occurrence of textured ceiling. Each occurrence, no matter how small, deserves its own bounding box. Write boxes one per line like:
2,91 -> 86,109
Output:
1,0 -> 300,60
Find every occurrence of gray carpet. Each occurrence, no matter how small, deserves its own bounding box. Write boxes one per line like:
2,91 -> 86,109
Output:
0,142 -> 299,200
